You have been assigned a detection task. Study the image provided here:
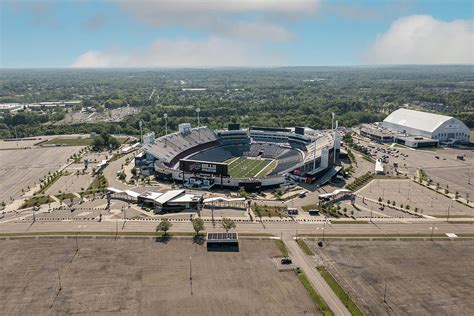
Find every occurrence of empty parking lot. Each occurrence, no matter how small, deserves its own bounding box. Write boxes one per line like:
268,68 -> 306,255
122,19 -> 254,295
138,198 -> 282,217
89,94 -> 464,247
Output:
308,239 -> 474,315
0,147 -> 81,202
0,238 -> 319,315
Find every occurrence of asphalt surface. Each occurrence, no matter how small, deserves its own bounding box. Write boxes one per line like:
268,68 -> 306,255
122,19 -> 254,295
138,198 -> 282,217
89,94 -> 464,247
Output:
1,220 -> 472,236
284,234 -> 350,316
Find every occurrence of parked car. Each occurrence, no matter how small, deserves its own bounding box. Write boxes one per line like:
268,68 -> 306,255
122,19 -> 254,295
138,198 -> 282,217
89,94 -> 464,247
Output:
281,257 -> 292,264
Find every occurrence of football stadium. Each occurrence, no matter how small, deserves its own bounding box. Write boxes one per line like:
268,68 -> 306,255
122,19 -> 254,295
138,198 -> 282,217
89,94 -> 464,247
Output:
136,123 -> 341,191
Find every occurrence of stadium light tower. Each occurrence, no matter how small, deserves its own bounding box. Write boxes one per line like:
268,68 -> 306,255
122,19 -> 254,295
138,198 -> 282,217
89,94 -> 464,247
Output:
334,120 -> 338,165
331,112 -> 335,131
164,113 -> 168,147
196,107 -> 201,141
196,107 -> 201,127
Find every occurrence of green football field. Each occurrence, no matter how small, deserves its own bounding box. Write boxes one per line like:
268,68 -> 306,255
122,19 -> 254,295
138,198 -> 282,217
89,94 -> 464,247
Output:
227,157 -> 276,178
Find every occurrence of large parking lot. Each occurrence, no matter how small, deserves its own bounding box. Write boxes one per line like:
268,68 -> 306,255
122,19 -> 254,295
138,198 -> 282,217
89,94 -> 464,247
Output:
0,147 -> 81,202
0,238 -> 318,315
353,134 -> 472,200
358,179 -> 473,217
308,239 -> 474,315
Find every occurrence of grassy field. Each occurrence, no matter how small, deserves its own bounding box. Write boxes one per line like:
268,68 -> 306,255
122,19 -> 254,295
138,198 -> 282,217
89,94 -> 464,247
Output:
43,137 -> 93,146
227,157 -> 274,178
86,174 -> 108,193
253,204 -> 288,218
55,192 -> 77,201
20,195 -> 54,209
44,136 -> 127,147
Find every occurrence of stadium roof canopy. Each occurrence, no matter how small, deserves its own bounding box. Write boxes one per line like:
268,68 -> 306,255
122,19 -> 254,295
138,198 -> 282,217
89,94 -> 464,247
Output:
383,109 -> 452,133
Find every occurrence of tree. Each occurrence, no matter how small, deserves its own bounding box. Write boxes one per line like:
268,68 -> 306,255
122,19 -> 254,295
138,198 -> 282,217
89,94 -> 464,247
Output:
108,136 -> 120,149
92,136 -> 105,151
156,218 -> 172,236
221,217 -> 236,232
239,187 -> 247,198
192,217 -> 205,236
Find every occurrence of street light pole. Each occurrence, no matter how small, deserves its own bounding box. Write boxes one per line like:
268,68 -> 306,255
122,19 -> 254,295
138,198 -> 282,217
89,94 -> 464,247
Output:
189,256 -> 193,296
430,223 -> 435,241
323,217 -> 326,242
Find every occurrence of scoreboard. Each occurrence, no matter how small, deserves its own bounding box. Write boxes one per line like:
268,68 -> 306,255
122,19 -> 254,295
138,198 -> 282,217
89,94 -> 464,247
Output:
179,159 -> 228,176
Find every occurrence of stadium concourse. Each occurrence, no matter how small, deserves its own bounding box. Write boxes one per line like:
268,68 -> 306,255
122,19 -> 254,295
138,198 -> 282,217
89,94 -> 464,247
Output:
137,123 -> 342,191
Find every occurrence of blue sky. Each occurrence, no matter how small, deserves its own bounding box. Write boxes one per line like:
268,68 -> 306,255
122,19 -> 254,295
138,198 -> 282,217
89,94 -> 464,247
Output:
1,0 -> 473,68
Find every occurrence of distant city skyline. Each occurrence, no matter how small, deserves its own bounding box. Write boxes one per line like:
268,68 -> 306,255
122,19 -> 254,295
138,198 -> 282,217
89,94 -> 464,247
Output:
1,0 -> 473,68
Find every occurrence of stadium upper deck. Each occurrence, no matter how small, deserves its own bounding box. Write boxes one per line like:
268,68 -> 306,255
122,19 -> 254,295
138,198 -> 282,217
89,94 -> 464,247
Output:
143,126 -> 218,166
140,123 -> 340,188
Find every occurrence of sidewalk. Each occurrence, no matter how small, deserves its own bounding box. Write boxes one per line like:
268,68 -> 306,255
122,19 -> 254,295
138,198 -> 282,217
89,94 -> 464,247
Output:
284,234 -> 350,316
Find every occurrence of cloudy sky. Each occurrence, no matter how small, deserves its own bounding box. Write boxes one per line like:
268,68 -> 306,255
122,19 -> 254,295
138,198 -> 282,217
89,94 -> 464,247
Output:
1,0 -> 473,68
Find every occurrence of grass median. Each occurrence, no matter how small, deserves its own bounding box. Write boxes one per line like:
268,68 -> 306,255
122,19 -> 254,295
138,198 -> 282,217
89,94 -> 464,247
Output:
275,239 -> 289,257
295,268 -> 334,316
316,266 -> 363,316
297,238 -> 314,255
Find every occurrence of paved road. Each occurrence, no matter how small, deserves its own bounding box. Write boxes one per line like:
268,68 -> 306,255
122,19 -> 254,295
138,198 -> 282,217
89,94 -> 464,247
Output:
284,234 -> 350,316
0,220 -> 472,236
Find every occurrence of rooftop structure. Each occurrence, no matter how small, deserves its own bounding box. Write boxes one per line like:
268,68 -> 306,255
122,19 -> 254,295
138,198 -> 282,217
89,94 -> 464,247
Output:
383,109 -> 469,143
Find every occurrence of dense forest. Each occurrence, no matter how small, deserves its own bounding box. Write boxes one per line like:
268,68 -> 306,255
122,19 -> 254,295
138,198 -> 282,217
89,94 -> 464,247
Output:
0,66 -> 472,139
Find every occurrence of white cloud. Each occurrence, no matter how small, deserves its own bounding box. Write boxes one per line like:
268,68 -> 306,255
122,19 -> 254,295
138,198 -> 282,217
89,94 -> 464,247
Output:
115,0 -> 320,41
365,15 -> 474,64
71,37 -> 285,68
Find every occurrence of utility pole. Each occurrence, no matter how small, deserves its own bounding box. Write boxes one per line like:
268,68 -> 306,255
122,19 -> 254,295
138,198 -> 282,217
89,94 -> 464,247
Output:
58,267 -> 62,291
383,279 -> 388,303
189,256 -> 193,296
322,217 -> 326,242
115,219 -> 118,241
211,204 -> 215,227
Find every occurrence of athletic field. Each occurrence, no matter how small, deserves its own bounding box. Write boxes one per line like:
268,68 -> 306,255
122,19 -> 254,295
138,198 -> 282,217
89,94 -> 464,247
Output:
227,157 -> 276,178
